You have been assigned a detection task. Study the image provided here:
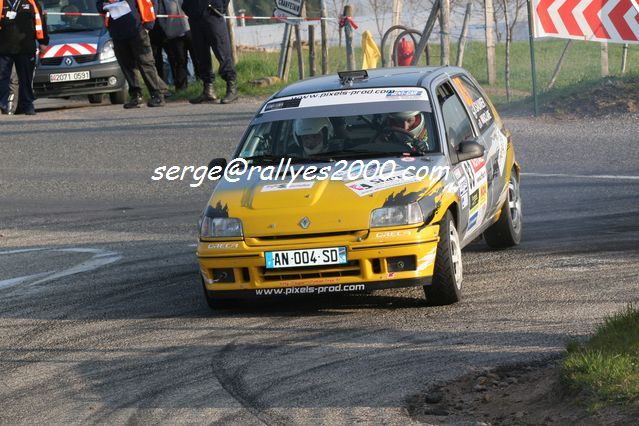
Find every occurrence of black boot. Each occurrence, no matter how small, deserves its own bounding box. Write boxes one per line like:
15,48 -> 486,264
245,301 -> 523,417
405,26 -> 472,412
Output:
124,93 -> 143,109
147,92 -> 165,107
221,80 -> 238,104
189,83 -> 218,104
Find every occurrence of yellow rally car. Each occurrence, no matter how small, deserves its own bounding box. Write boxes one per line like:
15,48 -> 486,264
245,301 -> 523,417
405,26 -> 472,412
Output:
197,68 -> 522,308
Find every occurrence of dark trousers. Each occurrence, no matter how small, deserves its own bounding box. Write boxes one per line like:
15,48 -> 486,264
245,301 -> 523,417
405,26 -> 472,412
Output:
112,26 -> 167,97
0,53 -> 36,113
188,14 -> 236,84
184,31 -> 200,81
151,32 -> 189,91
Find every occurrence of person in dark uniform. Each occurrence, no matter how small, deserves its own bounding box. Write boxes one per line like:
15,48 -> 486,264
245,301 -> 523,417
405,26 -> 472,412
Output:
182,0 -> 238,104
150,0 -> 190,92
96,0 -> 166,108
0,0 -> 49,115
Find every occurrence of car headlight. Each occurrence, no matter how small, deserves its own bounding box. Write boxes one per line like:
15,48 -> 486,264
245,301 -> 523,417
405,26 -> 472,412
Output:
370,202 -> 424,228
199,217 -> 243,238
99,41 -> 117,63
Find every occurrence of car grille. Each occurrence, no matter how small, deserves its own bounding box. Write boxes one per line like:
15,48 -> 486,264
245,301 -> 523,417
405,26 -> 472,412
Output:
34,77 -> 111,92
39,54 -> 98,66
40,57 -> 63,66
260,260 -> 361,282
75,54 -> 98,63
245,230 -> 368,247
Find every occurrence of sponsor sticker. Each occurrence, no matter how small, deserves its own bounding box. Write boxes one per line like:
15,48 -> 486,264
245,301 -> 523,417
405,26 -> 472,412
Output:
261,87 -> 429,113
261,182 -> 314,192
346,169 -> 420,196
468,212 -> 478,229
416,248 -> 437,272
491,128 -> 508,175
207,243 -> 240,249
255,282 -> 366,296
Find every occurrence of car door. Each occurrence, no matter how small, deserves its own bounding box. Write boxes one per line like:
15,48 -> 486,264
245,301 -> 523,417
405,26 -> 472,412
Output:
451,74 -> 508,219
433,79 -> 487,243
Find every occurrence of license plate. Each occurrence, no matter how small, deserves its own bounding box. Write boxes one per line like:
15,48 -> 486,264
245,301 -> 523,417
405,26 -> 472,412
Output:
265,247 -> 347,269
49,71 -> 90,83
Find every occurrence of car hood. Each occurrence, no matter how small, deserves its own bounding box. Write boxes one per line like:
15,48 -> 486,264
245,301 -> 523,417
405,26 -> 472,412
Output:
206,156 -> 450,237
47,29 -> 105,44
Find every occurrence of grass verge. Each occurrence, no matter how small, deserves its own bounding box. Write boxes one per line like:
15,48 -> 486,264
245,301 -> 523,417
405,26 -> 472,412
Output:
562,305 -> 639,410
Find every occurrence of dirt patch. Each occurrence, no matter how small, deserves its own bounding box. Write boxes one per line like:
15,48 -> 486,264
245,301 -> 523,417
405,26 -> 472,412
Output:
406,360 -> 639,425
545,76 -> 639,118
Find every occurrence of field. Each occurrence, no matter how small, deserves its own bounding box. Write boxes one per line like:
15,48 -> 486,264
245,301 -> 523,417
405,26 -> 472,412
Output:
173,38 -> 639,109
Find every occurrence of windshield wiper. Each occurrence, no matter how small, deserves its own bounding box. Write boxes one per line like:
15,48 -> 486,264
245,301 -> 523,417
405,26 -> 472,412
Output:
50,28 -> 95,33
314,149 -> 425,159
241,154 -> 320,164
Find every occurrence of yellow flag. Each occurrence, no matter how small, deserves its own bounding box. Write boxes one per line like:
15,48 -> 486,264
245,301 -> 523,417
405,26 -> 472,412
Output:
361,30 -> 381,69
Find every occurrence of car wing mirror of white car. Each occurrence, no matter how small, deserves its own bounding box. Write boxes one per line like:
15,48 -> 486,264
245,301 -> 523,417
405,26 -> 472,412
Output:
455,140 -> 485,163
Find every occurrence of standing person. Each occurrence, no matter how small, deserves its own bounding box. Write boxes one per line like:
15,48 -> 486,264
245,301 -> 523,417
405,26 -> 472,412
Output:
96,0 -> 166,108
182,0 -> 238,104
0,0 -> 48,116
150,0 -> 190,92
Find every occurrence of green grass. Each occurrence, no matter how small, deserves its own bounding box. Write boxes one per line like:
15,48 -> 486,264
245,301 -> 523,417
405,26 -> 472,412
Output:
562,305 -> 639,410
165,39 -> 639,108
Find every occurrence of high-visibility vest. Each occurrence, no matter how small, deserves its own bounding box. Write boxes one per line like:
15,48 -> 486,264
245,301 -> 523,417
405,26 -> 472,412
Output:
0,0 -> 45,41
136,0 -> 155,24
105,0 -> 156,27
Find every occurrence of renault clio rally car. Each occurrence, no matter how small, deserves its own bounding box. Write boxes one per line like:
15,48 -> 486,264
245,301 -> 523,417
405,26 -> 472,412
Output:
197,67 -> 522,308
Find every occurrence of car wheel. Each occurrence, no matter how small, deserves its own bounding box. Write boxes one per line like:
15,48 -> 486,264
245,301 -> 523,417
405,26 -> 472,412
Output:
109,89 -> 127,105
484,168 -> 522,249
201,277 -> 230,310
424,210 -> 462,305
88,94 -> 104,104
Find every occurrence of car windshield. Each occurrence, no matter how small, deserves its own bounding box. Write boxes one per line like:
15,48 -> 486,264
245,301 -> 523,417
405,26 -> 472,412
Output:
238,110 -> 440,161
44,0 -> 104,33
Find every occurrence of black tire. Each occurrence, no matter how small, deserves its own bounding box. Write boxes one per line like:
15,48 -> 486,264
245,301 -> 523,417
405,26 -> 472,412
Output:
424,210 -> 463,305
88,94 -> 104,104
109,89 -> 127,105
201,278 -> 229,310
484,169 -> 522,249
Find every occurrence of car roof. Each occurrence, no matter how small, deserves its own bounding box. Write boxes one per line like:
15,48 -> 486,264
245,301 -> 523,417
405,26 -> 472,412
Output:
273,66 -> 469,98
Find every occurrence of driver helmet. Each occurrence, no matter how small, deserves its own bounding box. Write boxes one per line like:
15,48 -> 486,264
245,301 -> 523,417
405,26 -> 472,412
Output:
294,117 -> 334,155
389,111 -> 426,139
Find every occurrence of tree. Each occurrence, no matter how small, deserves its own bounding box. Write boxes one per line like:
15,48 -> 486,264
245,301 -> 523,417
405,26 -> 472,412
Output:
365,0 -> 392,42
499,0 -> 526,102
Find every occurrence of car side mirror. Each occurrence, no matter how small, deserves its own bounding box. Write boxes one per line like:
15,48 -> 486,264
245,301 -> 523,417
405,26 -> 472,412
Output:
456,140 -> 485,163
208,158 -> 227,172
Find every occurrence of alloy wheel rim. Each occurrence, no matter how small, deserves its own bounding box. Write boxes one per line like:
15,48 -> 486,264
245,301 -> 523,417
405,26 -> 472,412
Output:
449,221 -> 463,288
508,175 -> 522,232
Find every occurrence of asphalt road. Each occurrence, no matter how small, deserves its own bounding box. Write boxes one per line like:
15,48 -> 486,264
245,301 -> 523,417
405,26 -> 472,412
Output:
1,99 -> 638,424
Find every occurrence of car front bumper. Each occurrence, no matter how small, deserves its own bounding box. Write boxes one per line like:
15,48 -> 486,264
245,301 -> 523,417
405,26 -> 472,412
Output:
34,60 -> 126,98
197,224 -> 440,298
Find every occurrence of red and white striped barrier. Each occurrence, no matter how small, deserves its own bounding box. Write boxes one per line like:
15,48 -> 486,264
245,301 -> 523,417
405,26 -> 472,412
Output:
533,0 -> 639,43
43,12 -> 336,21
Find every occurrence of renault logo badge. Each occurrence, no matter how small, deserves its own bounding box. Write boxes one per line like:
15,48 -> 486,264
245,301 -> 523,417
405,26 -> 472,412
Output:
299,217 -> 310,229
64,57 -> 73,66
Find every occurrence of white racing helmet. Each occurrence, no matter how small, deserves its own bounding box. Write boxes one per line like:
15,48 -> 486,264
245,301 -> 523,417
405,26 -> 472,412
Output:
294,117 -> 334,155
389,111 -> 426,139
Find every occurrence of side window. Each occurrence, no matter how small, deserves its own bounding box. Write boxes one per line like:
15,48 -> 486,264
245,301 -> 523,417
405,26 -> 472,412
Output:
437,82 -> 474,149
452,75 -> 494,133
